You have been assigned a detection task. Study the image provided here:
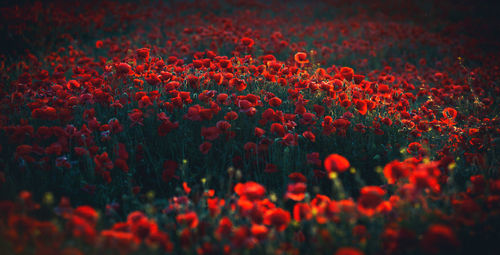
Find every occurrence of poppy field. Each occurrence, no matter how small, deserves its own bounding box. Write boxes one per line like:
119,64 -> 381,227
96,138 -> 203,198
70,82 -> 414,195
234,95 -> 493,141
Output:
0,0 -> 499,254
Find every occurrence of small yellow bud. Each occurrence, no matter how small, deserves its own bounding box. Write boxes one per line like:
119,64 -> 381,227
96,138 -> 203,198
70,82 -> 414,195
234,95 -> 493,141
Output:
43,192 -> 54,205
235,169 -> 242,180
270,193 -> 277,202
329,172 -> 338,179
448,162 -> 456,171
147,191 -> 155,200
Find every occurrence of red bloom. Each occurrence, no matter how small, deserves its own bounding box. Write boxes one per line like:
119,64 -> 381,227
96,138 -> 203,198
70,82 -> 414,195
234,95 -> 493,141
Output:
128,109 -> 144,126
73,206 -> 98,227
250,224 -> 268,240
186,75 -> 200,90
230,78 -> 247,91
313,104 -> 325,117
241,37 -> 255,48
176,211 -> 199,229
293,203 -> 313,222
95,40 -> 103,48
225,111 -> 239,121
357,186 -> 386,216
381,117 -> 392,126
254,127 -> 265,137
442,107 -> 457,119
282,133 -> 298,146
270,123 -> 286,137
324,154 -> 350,173
421,224 -> 458,254
216,217 -> 233,238
302,131 -> 316,142
94,152 -> 113,171
131,217 -> 158,240
286,182 -> 307,201
300,112 -> 316,125
355,100 -> 367,115
183,182 -> 191,194
199,142 -> 212,154
158,119 -> 179,136
269,97 -> 282,107
263,208 -> 290,231
294,52 -> 309,64
383,160 -> 413,184
332,118 -> 351,129
407,142 -> 422,154
201,126 -> 220,141
234,181 -> 266,201
409,169 -> 440,192
238,99 -> 253,112
136,48 -> 150,61
216,120 -> 231,132
339,67 -> 354,81
116,63 -> 132,76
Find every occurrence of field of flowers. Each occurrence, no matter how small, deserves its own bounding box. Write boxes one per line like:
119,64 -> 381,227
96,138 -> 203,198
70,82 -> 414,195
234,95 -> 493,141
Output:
0,0 -> 499,254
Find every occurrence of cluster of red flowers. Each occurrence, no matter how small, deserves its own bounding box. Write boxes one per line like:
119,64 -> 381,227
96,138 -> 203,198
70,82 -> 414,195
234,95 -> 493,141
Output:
2,154 -> 499,254
0,0 -> 498,254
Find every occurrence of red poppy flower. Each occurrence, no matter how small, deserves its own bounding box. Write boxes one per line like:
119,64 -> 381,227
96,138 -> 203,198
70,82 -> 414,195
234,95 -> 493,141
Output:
216,217 -> 233,239
383,160 -> 413,184
313,104 -> 325,117
339,67 -> 354,81
286,182 -> 307,201
176,211 -> 199,229
95,40 -> 103,48
407,142 -> 423,155
442,107 -> 457,119
182,182 -> 191,194
421,224 -> 458,254
116,63 -> 132,76
268,97 -> 282,107
251,224 -> 268,240
324,154 -> 350,173
263,208 -> 290,231
201,126 -> 220,141
241,37 -> 255,48
234,182 -> 266,201
409,169 -> 440,192
357,186 -> 386,216
355,100 -> 367,115
300,112 -> 316,125
94,152 -> 114,171
270,123 -> 286,137
158,119 -> 179,136
199,142 -> 212,154
238,99 -> 253,112
302,131 -> 316,142
293,203 -> 313,222
254,127 -> 265,137
229,78 -> 247,91
282,133 -> 298,146
294,52 -> 309,64
136,48 -> 150,61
